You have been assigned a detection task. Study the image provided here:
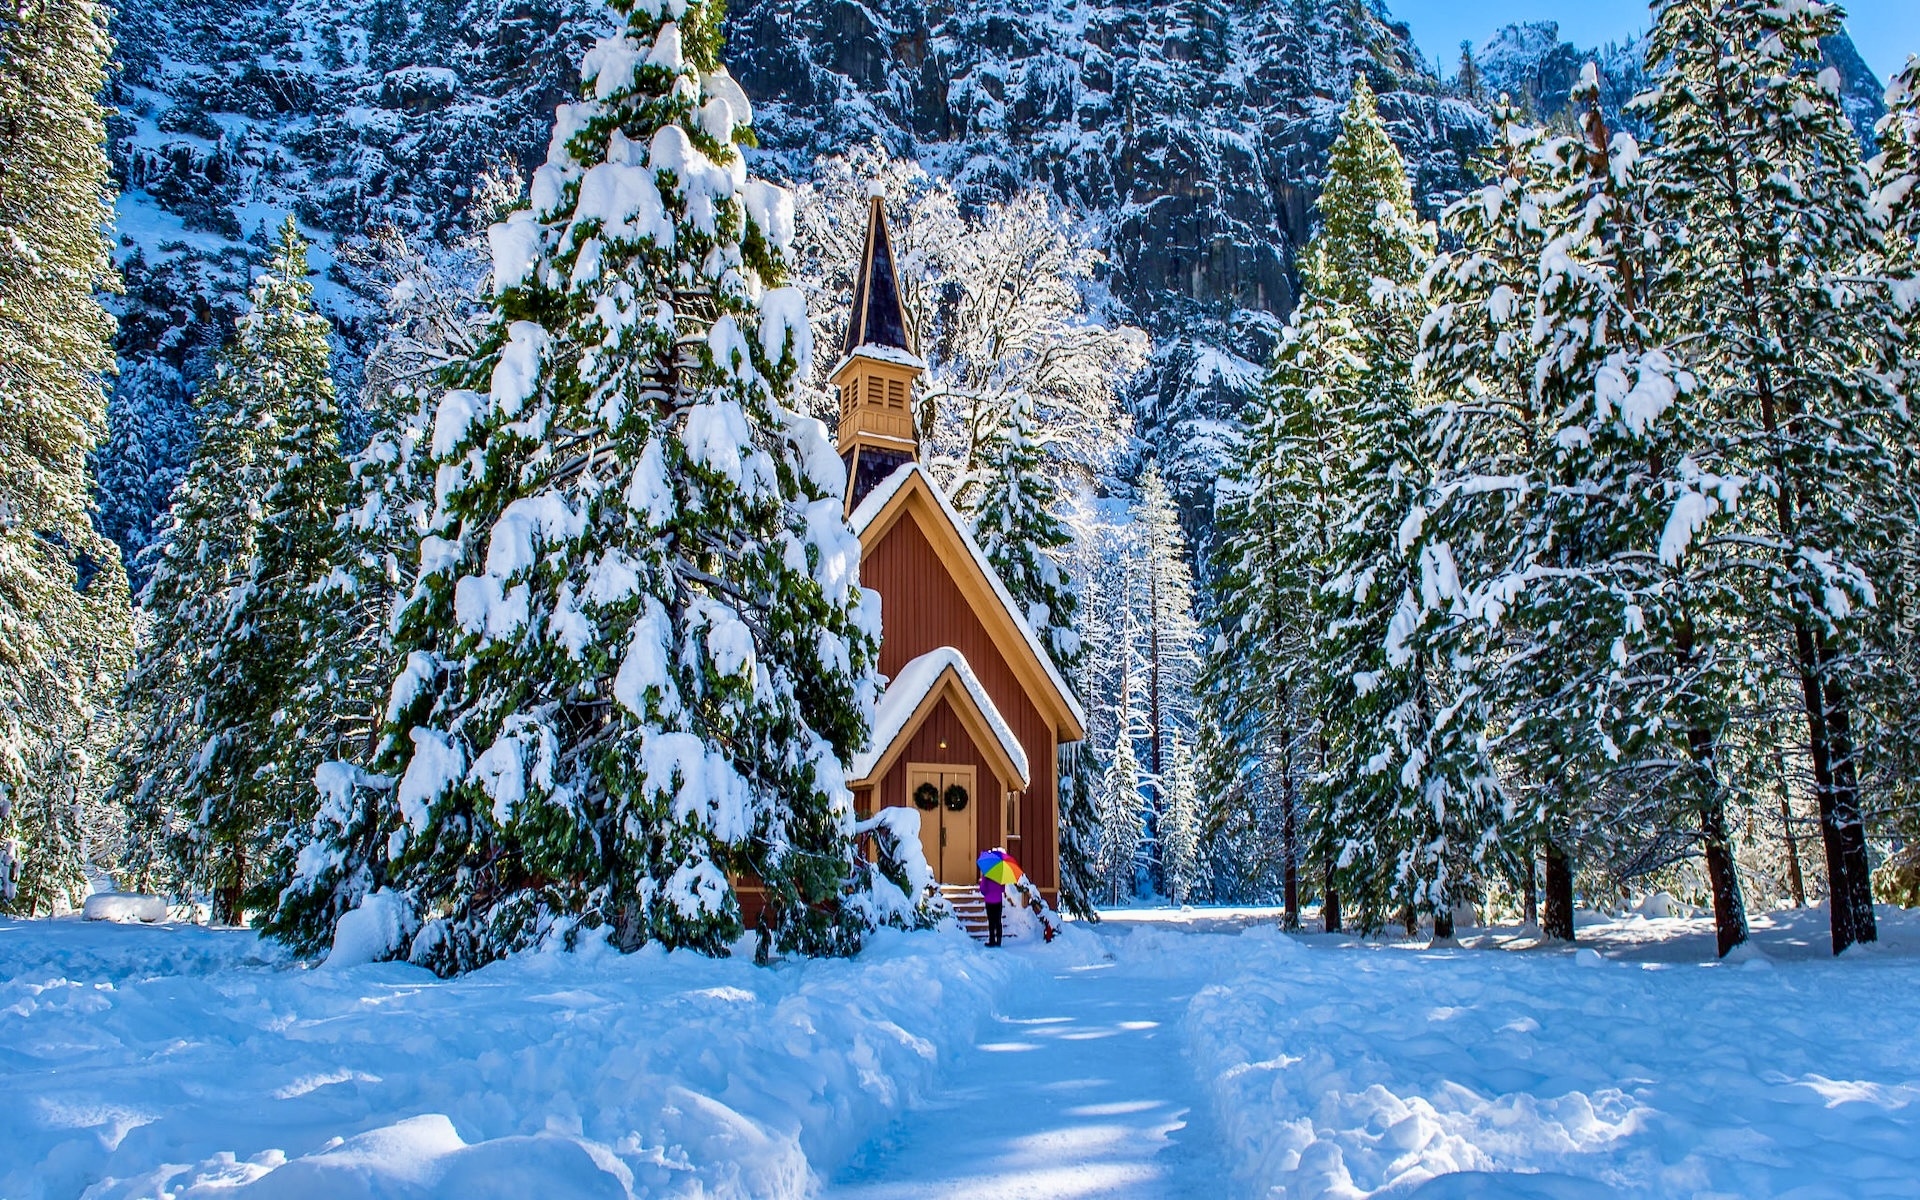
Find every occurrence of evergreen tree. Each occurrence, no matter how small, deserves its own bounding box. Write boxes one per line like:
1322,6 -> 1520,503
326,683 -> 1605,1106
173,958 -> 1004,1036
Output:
1159,733 -> 1203,904
1130,464 -> 1199,884
970,389 -> 1102,918
1096,690 -> 1147,905
287,0 -> 882,971
1457,40 -> 1481,103
114,220 -> 348,924
1864,58 -> 1920,885
1420,78 -> 1756,953
1639,0 -> 1909,953
1301,78 -> 1504,936
0,0 -> 135,912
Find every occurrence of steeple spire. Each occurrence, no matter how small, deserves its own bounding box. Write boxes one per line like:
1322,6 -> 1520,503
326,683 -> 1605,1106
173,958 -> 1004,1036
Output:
843,192 -> 916,359
833,191 -> 924,508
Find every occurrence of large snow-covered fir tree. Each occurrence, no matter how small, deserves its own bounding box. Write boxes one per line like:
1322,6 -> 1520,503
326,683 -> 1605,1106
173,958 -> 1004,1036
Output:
1287,78 -> 1505,936
114,220 -> 348,922
283,0 -> 883,972
1638,0 -> 1911,954
0,0 -> 134,912
1418,79 -> 1756,953
1203,271 -> 1359,926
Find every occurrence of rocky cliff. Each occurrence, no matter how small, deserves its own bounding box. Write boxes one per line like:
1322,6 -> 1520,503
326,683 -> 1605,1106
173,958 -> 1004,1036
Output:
95,0 -> 1886,571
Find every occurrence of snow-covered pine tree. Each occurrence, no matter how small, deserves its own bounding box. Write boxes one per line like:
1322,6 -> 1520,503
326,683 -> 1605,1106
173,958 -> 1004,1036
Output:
322,0 -> 881,972
970,388 -> 1101,917
1303,76 -> 1503,937
266,223 -> 493,952
1419,77 -> 1756,953
1130,464 -> 1199,885
1096,680 -> 1147,906
1863,57 -> 1920,889
114,219 -> 348,924
0,0 -> 134,913
1639,0 -> 1911,954
1159,733 -> 1203,905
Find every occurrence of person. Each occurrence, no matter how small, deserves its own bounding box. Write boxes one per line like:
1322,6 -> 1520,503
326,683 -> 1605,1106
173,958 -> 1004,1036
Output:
979,862 -> 1005,947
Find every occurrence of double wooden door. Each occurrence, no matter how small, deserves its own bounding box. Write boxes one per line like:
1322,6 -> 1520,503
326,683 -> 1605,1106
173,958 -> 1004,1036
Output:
905,764 -> 978,884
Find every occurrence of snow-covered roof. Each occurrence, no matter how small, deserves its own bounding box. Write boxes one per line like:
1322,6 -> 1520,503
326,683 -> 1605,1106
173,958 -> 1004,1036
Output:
848,463 -> 1087,735
850,647 -> 1029,786
825,344 -> 927,378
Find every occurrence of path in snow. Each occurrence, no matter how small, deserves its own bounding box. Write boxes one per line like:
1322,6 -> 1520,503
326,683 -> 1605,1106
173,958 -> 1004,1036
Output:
825,943 -> 1229,1200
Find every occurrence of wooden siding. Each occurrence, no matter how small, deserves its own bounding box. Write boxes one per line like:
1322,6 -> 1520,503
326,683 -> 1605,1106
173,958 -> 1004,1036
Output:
863,511 -> 1059,892
876,696 -> 1003,855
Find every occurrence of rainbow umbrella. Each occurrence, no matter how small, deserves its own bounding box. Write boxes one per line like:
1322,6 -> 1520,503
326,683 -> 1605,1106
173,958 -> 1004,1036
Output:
976,849 -> 1025,885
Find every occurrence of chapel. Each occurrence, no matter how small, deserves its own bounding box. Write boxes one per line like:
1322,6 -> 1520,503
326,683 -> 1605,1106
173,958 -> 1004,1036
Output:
834,193 -> 1086,905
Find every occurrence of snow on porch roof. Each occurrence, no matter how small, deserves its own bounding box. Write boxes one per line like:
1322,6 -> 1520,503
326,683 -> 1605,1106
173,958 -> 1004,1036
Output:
849,647 -> 1030,787
848,463 -> 1088,734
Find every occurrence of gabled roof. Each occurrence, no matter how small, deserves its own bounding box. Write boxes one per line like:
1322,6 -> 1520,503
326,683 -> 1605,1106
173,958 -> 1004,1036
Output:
849,648 -> 1029,789
842,193 -> 915,359
849,463 -> 1088,741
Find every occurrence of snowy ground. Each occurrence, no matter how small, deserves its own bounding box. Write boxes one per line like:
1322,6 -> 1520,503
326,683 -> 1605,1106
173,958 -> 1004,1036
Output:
5,906 -> 1919,1198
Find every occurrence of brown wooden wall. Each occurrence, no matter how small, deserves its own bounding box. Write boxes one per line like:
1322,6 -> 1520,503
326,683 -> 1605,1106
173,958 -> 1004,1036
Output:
862,510 -> 1059,893
873,696 -> 1006,854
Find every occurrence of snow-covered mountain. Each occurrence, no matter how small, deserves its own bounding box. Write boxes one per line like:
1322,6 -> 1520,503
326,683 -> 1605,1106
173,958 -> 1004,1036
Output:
94,0 -> 1887,571
1470,19 -> 1885,145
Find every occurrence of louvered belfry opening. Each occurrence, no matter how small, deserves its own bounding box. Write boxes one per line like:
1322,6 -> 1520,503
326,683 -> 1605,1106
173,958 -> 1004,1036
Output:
833,192 -> 924,508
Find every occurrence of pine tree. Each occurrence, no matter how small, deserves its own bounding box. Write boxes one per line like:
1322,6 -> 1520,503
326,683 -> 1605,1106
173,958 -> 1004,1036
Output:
1420,78 -> 1758,953
292,0 -> 882,971
0,0 -> 135,912
1864,58 -> 1920,885
1131,464 -> 1199,885
970,389 -> 1102,918
1204,286 -> 1358,927
1296,77 -> 1505,936
114,220 -> 348,924
1457,40 -> 1481,103
1639,0 -> 1909,954
1159,733 -> 1203,904
1096,691 -> 1147,905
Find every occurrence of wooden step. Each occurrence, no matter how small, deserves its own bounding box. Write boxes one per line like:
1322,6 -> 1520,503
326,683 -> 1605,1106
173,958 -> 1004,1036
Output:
938,885 -> 996,942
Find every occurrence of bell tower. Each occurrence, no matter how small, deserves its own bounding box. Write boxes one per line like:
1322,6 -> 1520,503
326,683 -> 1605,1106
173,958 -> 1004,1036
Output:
833,190 -> 923,508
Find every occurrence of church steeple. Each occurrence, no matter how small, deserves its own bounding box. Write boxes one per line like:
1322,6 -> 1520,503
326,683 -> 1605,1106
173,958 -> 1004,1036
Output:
833,191 -> 923,508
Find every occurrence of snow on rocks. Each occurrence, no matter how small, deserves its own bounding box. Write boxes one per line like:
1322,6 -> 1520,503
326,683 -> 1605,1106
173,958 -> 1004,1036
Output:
0,919 -> 1033,1200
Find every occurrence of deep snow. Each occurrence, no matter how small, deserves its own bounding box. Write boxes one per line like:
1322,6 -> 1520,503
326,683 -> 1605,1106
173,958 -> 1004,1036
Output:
5,905 -> 1919,1198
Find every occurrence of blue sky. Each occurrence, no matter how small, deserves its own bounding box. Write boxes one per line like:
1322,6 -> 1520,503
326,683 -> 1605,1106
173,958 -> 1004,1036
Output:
1386,1 -> 1917,87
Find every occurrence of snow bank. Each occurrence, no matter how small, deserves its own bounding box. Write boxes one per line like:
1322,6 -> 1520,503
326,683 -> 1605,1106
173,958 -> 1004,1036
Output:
80,892 -> 168,923
1175,908 -> 1920,1198
0,919 -> 1038,1200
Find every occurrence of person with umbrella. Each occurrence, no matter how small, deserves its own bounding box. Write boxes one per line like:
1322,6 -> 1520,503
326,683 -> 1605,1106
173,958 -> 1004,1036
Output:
976,849 -> 1022,947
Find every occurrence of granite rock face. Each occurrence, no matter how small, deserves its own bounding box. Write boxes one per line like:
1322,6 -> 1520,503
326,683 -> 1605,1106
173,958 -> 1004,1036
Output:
96,0 -> 1886,567
730,0 -> 1490,520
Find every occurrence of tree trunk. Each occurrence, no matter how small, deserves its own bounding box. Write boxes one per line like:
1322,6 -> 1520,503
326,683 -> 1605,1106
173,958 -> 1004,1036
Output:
1281,745 -> 1300,931
1323,859 -> 1341,934
1543,839 -> 1575,942
1778,787 -> 1807,909
1523,851 -> 1539,928
1402,902 -> 1417,938
1432,903 -> 1453,941
1690,728 -> 1749,957
1800,638 -> 1877,952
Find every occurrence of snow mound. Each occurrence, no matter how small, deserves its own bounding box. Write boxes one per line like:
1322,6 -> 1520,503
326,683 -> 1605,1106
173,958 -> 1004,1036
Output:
0,920 -> 1057,1199
81,893 -> 168,923
324,889 -> 419,968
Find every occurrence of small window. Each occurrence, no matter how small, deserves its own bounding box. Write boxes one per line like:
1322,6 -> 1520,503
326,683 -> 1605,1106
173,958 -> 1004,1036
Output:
887,378 -> 906,408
